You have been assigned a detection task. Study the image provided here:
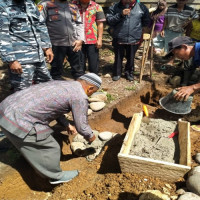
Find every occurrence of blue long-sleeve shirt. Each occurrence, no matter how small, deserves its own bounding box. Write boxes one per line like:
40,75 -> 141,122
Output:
194,42 -> 200,67
0,0 -> 51,64
0,81 -> 93,141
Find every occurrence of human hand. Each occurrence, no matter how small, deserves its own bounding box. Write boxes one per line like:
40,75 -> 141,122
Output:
67,124 -> 78,135
96,38 -> 102,49
43,48 -> 54,63
122,8 -> 131,16
9,61 -> 23,74
160,30 -> 165,38
73,40 -> 83,52
86,134 -> 96,144
174,86 -> 194,101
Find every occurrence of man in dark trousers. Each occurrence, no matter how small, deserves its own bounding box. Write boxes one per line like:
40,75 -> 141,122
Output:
106,0 -> 150,81
38,0 -> 85,80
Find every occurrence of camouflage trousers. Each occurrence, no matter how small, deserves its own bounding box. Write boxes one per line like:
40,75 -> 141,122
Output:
9,61 -> 52,91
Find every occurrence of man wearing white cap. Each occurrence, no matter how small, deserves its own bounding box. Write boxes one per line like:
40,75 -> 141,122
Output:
0,73 -> 101,184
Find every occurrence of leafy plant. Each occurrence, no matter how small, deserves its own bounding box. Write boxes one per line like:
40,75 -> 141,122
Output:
106,93 -> 115,103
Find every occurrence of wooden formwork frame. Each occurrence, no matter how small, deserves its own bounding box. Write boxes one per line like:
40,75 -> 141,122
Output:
118,113 -> 191,182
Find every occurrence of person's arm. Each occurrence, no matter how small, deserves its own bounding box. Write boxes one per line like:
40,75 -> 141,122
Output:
0,6 -> 23,74
185,21 -> 193,37
96,21 -> 103,49
56,115 -> 77,135
95,4 -> 106,49
72,5 -> 84,52
0,7 -> 16,63
160,17 -> 167,37
174,83 -> 200,101
140,3 -> 151,28
106,3 -> 125,26
71,98 -> 95,143
36,2 -> 53,62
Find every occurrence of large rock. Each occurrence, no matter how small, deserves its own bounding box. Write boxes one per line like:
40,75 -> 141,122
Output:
72,134 -> 86,143
70,142 -> 86,156
195,153 -> 200,164
98,131 -> 113,141
178,192 -> 200,200
188,166 -> 200,176
90,92 -> 107,102
186,171 -> 200,195
90,102 -> 106,111
139,190 -> 170,200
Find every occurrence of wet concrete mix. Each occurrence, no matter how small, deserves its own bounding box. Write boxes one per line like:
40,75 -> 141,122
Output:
130,118 -> 180,163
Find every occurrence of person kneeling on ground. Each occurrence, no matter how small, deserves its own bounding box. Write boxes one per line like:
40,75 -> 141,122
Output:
0,73 -> 101,184
165,36 -> 200,101
106,0 -> 150,81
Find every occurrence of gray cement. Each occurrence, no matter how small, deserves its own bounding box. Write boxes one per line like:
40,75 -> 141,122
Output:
130,118 -> 180,163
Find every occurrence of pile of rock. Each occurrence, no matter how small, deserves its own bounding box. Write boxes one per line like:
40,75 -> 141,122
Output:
138,153 -> 200,200
88,92 -> 107,115
176,157 -> 200,200
70,130 -> 117,161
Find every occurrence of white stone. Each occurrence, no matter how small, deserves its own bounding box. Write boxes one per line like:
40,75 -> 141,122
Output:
178,192 -> 200,200
90,102 -> 106,111
98,131 -> 113,141
176,189 -> 186,195
188,166 -> 200,176
186,172 -> 200,195
88,97 -> 104,102
170,196 -> 178,200
92,130 -> 99,137
195,153 -> 200,164
139,190 -> 170,200
73,134 -> 85,143
104,73 -> 111,78
90,92 -> 107,102
88,109 -> 93,116
70,142 -> 86,156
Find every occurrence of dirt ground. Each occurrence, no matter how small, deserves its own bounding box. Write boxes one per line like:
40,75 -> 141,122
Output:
0,37 -> 200,200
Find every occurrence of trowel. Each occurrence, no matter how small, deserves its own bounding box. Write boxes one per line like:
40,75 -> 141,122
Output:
142,105 -> 150,124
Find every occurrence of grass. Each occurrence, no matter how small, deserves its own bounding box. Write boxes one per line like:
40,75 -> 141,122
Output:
106,93 -> 115,103
125,81 -> 138,91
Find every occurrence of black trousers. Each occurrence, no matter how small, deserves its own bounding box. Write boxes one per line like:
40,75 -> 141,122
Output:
82,44 -> 99,74
51,46 -> 84,79
113,40 -> 139,76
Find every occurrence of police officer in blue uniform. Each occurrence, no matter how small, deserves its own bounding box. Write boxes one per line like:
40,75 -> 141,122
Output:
0,0 -> 53,91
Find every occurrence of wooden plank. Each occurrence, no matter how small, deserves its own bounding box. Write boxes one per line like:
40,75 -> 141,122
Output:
118,154 -> 191,182
178,119 -> 191,167
121,112 -> 143,155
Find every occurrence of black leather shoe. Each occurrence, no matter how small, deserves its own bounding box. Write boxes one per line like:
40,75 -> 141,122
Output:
126,73 -> 134,81
112,76 -> 121,81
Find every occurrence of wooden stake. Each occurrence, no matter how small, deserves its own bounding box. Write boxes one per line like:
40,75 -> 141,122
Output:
139,21 -> 156,82
122,112 -> 143,155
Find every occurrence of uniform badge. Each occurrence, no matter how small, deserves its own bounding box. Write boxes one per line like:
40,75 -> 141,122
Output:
37,4 -> 43,11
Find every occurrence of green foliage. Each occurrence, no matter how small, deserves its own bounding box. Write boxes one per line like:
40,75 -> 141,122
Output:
125,85 -> 136,91
106,93 -> 115,103
125,80 -> 138,91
